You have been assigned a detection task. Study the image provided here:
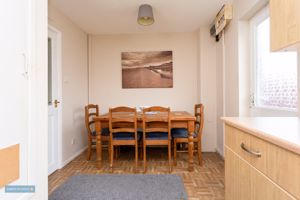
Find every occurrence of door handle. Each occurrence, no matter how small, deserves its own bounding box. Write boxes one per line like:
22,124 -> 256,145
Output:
21,53 -> 29,79
240,143 -> 261,157
54,99 -> 60,108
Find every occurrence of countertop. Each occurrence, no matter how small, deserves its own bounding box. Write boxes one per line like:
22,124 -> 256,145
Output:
221,117 -> 300,155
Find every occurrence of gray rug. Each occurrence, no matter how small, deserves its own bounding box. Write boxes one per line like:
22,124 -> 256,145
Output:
49,174 -> 187,200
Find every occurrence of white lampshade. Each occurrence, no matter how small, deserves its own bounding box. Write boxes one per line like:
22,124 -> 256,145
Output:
137,4 -> 154,26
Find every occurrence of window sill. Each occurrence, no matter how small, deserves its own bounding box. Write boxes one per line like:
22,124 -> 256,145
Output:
250,105 -> 298,117
252,105 -> 297,113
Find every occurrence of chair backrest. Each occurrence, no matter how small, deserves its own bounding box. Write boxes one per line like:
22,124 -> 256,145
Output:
194,104 -> 204,140
109,106 -> 137,138
142,106 -> 171,139
85,104 -> 99,137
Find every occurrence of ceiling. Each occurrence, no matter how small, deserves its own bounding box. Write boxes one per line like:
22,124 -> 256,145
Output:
50,0 -> 227,34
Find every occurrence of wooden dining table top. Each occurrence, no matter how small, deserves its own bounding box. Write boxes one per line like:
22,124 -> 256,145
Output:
94,111 -> 196,121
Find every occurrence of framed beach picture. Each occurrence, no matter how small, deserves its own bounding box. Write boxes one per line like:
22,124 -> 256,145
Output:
121,51 -> 173,88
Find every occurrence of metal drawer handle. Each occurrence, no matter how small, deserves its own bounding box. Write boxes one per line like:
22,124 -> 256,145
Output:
240,143 -> 261,157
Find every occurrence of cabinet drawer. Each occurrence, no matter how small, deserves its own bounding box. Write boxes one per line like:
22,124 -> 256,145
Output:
267,143 -> 300,199
225,125 -> 251,163
225,124 -> 300,199
225,125 -> 267,170
225,147 -> 296,200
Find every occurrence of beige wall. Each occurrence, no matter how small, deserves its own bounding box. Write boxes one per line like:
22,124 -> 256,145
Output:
89,33 -> 198,114
48,3 -> 88,165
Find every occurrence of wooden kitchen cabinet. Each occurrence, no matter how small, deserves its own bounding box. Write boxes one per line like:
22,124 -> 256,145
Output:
225,147 -> 295,200
223,117 -> 300,200
270,0 -> 300,51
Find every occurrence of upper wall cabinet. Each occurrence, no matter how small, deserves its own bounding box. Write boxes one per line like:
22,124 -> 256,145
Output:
270,0 -> 300,51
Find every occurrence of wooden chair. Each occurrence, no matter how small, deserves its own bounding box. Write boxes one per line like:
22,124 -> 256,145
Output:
109,106 -> 139,172
172,104 -> 204,166
142,106 -> 172,173
84,104 -> 110,160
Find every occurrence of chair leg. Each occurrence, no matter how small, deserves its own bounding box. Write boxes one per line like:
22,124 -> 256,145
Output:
168,141 -> 172,173
139,141 -> 143,160
87,139 -> 92,160
108,141 -> 111,163
117,146 -> 120,158
113,146 -> 115,159
143,144 -> 147,173
110,144 -> 114,172
114,146 -> 116,159
194,144 -> 197,156
173,140 -> 177,166
135,143 -> 138,173
197,141 -> 202,166
114,146 -> 119,159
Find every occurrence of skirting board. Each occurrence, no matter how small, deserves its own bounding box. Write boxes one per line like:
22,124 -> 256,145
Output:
59,146 -> 224,168
61,146 -> 87,168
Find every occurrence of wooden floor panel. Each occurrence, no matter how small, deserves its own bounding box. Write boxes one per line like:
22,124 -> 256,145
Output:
49,148 -> 224,200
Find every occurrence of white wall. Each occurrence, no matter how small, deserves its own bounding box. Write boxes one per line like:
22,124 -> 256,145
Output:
215,0 -> 274,156
89,33 -> 198,114
218,0 -> 268,118
298,50 -> 300,117
214,0 -> 300,156
216,34 -> 225,156
48,3 -> 88,165
198,28 -> 218,152
213,0 -> 262,156
227,0 -> 299,119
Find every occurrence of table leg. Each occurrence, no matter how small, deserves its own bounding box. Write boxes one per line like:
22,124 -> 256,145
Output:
188,120 -> 194,172
95,120 -> 102,168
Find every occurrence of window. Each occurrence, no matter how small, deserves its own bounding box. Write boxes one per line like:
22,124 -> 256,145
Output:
251,7 -> 298,111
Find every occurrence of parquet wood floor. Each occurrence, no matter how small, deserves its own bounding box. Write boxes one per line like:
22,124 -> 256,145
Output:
48,148 -> 224,200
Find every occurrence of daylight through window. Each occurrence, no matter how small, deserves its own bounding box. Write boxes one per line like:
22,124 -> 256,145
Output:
253,17 -> 298,110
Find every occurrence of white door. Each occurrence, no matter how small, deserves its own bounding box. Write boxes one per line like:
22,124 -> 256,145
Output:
48,28 -> 61,175
0,0 -> 48,199
1,0 -> 30,199
0,0 -> 29,198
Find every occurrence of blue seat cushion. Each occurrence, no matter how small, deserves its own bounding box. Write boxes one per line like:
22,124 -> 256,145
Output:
113,132 -> 141,140
146,132 -> 169,140
101,128 -> 110,136
91,128 -> 110,136
171,128 -> 197,138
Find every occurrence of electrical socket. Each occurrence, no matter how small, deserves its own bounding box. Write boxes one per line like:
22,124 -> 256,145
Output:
71,138 -> 75,145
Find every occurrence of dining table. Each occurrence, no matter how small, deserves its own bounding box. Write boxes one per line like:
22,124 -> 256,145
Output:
94,111 -> 196,171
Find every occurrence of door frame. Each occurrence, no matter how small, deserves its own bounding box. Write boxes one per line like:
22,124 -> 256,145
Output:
48,25 -> 63,170
26,0 -> 48,199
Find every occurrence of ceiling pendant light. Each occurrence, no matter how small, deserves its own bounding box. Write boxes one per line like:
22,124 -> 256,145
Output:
137,4 -> 154,26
